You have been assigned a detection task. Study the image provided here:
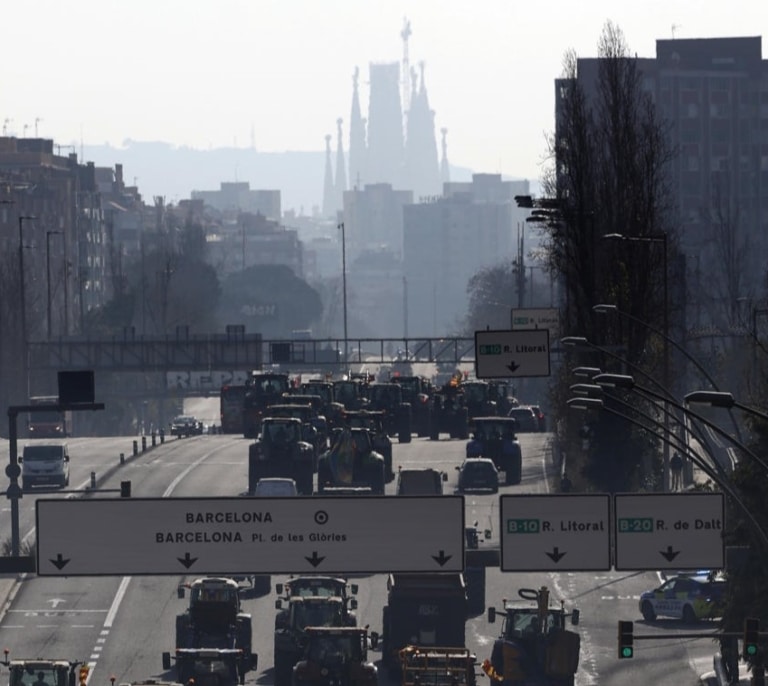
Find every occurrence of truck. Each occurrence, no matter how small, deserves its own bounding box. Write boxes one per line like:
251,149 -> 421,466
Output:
248,417 -> 315,495
291,627 -> 378,686
27,395 -> 71,438
381,573 -> 469,677
170,577 -> 254,661
400,645 -> 478,686
273,594 -> 357,686
1,655 -> 88,686
483,587 -> 580,686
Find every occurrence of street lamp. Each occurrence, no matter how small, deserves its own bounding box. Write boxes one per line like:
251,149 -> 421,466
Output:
567,395 -> 768,552
46,230 -> 63,339
561,336 -> 675,402
338,222 -> 348,366
593,372 -> 768,475
603,231 -> 670,489
685,390 -> 768,424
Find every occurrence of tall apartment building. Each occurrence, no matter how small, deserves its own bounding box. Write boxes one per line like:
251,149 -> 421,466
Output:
560,36 -> 768,330
0,137 -> 107,340
192,182 -> 281,221
403,175 -> 521,337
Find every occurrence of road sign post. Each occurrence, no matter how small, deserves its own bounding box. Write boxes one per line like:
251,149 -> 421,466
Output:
614,493 -> 725,571
36,496 -> 465,576
474,329 -> 550,379
500,494 -> 611,571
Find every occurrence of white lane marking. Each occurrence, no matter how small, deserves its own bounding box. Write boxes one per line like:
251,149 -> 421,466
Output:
87,440 -> 236,683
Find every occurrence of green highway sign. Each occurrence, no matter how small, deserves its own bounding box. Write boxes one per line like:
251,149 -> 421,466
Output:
614,493 -> 725,570
474,329 -> 551,379
500,494 -> 611,571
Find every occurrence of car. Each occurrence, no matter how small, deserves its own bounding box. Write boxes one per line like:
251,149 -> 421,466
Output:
507,406 -> 539,432
396,467 -> 447,495
529,404 -> 547,432
638,572 -> 727,622
20,443 -> 70,489
251,477 -> 299,497
170,415 -> 204,437
456,457 -> 499,493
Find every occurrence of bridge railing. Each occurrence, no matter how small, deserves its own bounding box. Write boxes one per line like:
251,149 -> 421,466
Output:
28,336 -> 477,372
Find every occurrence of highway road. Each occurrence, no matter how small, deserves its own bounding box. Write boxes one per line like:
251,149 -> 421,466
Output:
0,428 -> 720,686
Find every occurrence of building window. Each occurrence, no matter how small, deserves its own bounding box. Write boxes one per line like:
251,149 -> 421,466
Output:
680,119 -> 700,143
687,155 -> 700,171
681,173 -> 700,194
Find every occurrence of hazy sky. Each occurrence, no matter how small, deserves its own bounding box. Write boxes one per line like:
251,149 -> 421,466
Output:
2,1 -> 765,183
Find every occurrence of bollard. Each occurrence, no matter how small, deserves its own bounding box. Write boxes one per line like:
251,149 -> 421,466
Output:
133,440 -> 138,456
141,435 -> 147,452
120,452 -> 125,464
160,428 -> 165,445
152,431 -> 157,447
90,471 -> 96,489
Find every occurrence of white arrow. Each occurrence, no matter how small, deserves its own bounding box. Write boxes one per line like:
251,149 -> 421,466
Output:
47,598 -> 65,608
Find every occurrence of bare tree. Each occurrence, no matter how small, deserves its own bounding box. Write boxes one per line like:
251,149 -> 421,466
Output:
534,22 -> 678,491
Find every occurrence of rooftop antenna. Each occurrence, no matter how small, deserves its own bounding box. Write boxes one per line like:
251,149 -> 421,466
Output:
23,124 -> 28,138
671,24 -> 681,39
35,117 -> 42,137
401,17 -> 412,115
3,118 -> 12,136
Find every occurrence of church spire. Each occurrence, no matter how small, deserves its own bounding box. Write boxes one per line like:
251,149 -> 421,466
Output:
322,134 -> 335,218
404,60 -> 440,198
335,117 -> 347,212
348,67 -> 367,190
440,127 -> 450,184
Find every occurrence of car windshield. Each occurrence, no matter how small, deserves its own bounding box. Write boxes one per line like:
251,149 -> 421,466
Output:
253,480 -> 297,496
23,446 -> 63,461
465,461 -> 495,475
266,422 -> 299,442
10,667 -> 64,686
307,635 -> 361,663
293,602 -> 343,629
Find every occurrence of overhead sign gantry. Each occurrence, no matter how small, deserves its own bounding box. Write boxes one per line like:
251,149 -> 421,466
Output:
36,496 -> 465,576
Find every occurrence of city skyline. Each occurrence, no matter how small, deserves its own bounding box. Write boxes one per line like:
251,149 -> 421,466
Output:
2,0 -> 765,200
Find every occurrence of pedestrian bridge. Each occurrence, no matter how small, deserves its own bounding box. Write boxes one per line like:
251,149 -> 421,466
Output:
28,334 -> 477,373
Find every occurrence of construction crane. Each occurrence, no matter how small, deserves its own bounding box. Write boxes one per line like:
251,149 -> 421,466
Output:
54,144 -> 76,156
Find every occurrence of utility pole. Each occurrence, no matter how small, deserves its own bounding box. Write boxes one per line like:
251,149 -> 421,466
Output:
338,222 -> 348,365
18,215 -> 36,395
47,230 -> 63,339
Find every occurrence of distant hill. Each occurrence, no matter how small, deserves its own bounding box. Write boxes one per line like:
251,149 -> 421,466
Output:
81,140 -> 536,214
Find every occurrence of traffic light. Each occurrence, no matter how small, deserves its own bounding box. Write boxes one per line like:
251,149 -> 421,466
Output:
618,620 -> 634,659
120,480 -> 131,498
744,617 -> 760,659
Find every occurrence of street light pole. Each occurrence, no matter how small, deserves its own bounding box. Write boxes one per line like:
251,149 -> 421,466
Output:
46,230 -> 63,339
338,222 -> 348,365
18,215 -> 36,393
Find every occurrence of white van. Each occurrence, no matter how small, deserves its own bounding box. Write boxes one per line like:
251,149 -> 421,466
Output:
21,443 -> 70,489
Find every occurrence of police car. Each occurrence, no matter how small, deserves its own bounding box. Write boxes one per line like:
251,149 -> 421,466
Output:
639,572 -> 726,622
